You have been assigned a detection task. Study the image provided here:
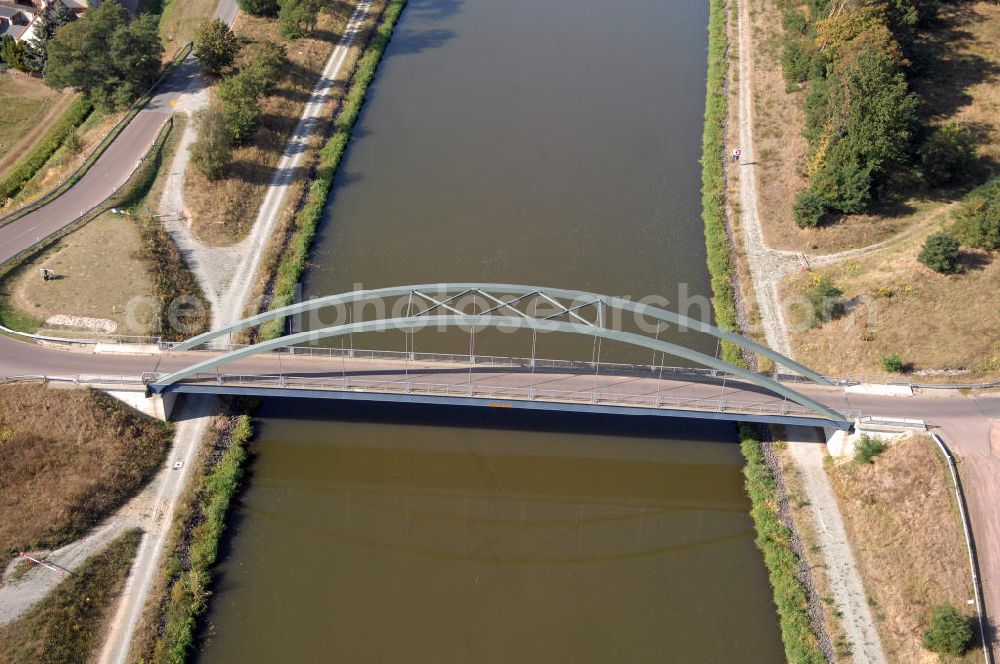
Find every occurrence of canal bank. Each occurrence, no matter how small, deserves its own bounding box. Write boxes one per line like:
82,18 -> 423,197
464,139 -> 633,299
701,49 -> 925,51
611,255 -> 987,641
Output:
700,0 -> 828,660
193,0 -> 787,661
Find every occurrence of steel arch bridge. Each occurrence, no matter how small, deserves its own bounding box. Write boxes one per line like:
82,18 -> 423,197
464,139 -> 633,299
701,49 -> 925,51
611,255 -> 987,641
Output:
151,284 -> 850,428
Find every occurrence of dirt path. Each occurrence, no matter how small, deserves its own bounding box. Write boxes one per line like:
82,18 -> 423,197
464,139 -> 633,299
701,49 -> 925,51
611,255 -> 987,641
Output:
733,1 -> 888,659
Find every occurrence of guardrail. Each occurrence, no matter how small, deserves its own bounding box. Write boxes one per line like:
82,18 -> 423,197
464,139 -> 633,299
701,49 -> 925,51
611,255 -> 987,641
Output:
0,42 -> 193,230
931,433 -> 994,664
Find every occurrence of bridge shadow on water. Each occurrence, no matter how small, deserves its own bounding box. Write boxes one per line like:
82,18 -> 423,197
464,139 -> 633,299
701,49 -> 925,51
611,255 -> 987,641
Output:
247,396 -> 741,444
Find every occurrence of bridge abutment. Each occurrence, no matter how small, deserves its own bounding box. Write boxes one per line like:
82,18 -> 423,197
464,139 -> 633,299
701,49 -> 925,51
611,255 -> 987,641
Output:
103,389 -> 176,422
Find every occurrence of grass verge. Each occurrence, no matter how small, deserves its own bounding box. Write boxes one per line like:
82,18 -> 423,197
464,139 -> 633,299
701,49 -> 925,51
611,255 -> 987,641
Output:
740,424 -> 825,663
0,528 -> 143,664
0,96 -> 93,207
0,384 -> 171,558
133,411 -> 252,664
259,0 -> 408,340
701,0 -> 741,366
829,434 -> 979,662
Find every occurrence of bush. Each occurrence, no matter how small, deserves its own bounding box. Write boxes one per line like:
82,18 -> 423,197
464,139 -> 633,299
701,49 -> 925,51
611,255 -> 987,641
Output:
194,18 -> 239,75
880,353 -> 904,373
246,42 -> 287,91
920,123 -> 978,188
951,175 -> 1000,251
922,605 -> 972,656
918,233 -> 962,273
794,189 -> 827,227
236,0 -> 279,15
190,104 -> 233,179
854,433 -> 887,463
781,38 -> 813,87
804,274 -> 843,326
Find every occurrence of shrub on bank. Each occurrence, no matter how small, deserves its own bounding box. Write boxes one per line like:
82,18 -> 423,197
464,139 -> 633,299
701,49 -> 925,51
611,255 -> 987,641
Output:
699,0 -> 741,365
854,433 -> 886,464
922,604 -> 973,656
918,233 -> 962,274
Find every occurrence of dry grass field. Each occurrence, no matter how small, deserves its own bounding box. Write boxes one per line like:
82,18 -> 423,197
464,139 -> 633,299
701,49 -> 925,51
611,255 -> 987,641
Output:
8,213 -> 155,335
782,224 -> 1000,378
829,434 -> 978,663
0,530 -> 142,664
0,75 -> 72,176
0,385 -> 170,558
185,2 -> 359,246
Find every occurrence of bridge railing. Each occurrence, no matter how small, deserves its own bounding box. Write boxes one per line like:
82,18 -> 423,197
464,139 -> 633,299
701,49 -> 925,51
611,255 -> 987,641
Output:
162,371 -> 858,421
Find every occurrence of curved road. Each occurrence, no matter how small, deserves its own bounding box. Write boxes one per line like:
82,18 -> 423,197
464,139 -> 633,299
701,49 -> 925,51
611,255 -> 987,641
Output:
0,0 -> 239,261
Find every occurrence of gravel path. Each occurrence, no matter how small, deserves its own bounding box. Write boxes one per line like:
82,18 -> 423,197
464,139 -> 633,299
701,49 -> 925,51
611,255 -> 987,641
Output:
733,2 -> 887,660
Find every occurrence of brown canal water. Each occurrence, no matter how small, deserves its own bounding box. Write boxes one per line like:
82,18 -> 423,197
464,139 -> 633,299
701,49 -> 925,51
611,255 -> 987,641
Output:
196,0 -> 785,661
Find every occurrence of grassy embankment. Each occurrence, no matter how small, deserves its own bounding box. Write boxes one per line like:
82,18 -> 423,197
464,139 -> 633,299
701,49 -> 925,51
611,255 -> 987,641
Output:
829,434 -> 979,663
0,384 -> 170,559
0,529 -> 143,664
131,413 -> 252,664
0,96 -> 93,209
258,0 -> 408,340
0,77 -> 73,174
701,0 -> 741,366
703,0 -> 825,660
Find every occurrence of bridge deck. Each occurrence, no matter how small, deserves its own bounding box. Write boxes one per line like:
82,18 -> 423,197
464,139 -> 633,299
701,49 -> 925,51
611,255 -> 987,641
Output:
147,351 -> 856,429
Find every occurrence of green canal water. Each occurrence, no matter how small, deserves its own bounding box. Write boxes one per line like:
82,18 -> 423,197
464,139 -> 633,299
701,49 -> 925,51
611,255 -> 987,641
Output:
196,0 -> 785,660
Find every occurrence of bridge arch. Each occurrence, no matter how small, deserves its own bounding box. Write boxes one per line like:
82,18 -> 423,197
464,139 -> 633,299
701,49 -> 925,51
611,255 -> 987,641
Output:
155,287 -> 847,426
172,283 -> 830,384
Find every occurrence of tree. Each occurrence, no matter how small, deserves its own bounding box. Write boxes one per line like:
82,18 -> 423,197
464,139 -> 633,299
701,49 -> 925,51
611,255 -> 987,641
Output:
45,3 -> 164,111
918,233 -> 962,273
922,605 -> 972,657
190,104 -> 233,179
218,69 -> 265,143
245,42 -> 287,92
920,123 -> 978,188
194,19 -> 239,75
236,0 -> 280,16
0,35 -> 28,72
794,189 -> 827,228
811,141 -> 873,214
22,0 -> 77,73
278,0 -> 322,40
951,176 -> 1000,251
836,47 -> 919,178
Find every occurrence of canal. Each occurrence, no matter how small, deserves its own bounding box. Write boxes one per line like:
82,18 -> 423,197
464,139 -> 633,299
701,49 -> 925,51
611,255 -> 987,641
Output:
197,0 -> 785,661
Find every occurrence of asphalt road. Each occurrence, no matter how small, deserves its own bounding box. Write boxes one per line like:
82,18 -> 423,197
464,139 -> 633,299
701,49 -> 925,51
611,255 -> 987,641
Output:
0,0 -> 240,264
